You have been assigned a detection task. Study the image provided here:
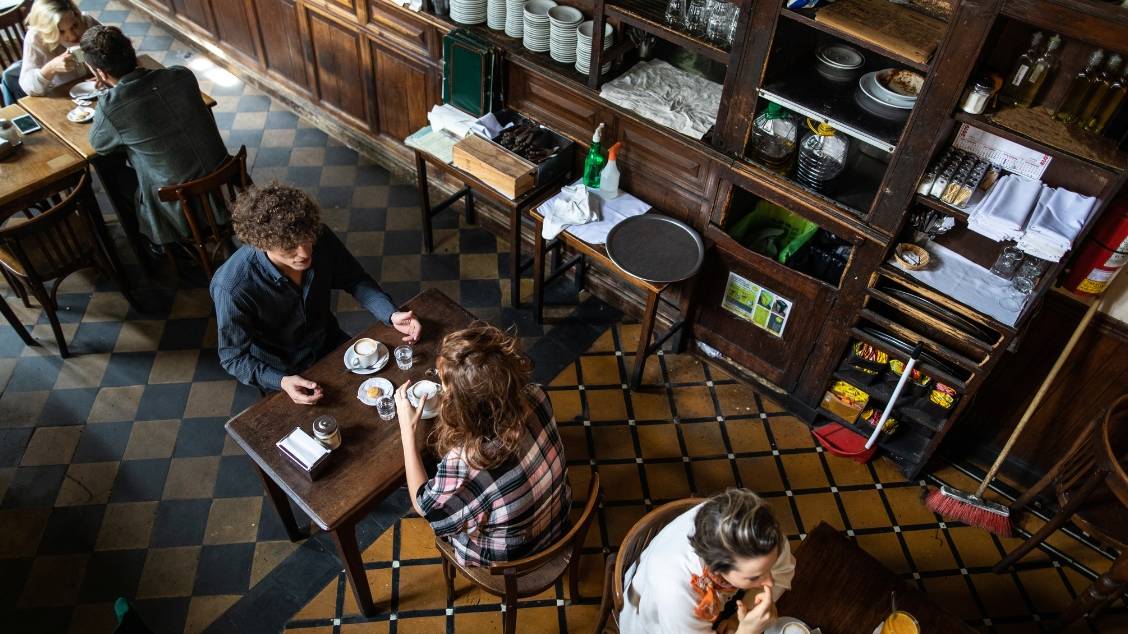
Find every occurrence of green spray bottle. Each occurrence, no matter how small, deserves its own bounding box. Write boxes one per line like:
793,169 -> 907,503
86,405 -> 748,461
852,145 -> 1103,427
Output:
582,123 -> 607,188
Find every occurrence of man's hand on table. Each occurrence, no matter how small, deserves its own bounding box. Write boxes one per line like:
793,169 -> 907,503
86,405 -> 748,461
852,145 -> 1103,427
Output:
281,375 -> 323,405
391,311 -> 421,343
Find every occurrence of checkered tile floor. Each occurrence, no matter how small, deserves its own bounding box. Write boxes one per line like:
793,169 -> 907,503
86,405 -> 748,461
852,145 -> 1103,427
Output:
283,324 -> 1127,634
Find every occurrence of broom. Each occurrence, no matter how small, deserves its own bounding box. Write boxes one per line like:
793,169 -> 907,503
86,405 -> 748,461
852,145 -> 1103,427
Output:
924,296 -> 1103,536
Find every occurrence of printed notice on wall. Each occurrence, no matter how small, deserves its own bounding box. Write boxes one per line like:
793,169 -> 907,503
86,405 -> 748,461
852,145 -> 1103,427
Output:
721,272 -> 794,338
952,124 -> 1052,179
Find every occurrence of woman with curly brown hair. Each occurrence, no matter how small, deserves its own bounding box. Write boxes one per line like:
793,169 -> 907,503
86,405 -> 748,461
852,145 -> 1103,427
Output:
395,322 -> 572,566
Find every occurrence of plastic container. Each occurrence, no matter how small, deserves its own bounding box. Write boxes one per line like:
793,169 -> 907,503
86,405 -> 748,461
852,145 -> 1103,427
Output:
599,142 -> 623,198
795,119 -> 848,194
749,103 -> 798,175
582,122 -> 606,188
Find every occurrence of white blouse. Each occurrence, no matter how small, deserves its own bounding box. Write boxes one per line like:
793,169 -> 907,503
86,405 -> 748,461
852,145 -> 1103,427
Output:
618,503 -> 797,634
18,14 -> 100,97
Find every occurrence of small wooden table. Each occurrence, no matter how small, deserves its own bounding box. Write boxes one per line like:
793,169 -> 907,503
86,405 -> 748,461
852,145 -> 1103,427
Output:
0,104 -> 86,209
413,148 -> 568,308
224,289 -> 474,617
530,207 -> 688,389
18,54 -> 218,160
777,523 -> 973,633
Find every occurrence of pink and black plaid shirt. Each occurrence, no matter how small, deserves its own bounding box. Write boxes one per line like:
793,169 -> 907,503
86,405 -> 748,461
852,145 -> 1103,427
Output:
416,384 -> 572,566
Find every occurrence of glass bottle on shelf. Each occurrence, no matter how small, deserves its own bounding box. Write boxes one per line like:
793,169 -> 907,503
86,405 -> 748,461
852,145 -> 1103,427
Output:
1012,34 -> 1063,108
749,103 -> 798,176
999,31 -> 1045,106
795,119 -> 849,194
1053,49 -> 1104,123
1076,54 -> 1124,130
1085,65 -> 1128,133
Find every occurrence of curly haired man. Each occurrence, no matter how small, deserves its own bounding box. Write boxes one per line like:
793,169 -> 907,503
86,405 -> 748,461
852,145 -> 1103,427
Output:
209,183 -> 421,404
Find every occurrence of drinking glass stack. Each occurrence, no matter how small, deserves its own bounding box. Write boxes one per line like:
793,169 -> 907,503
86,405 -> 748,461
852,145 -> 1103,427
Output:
505,0 -> 526,36
523,0 -> 557,52
575,21 -> 613,76
450,0 -> 487,24
487,0 -> 506,30
548,6 -> 583,64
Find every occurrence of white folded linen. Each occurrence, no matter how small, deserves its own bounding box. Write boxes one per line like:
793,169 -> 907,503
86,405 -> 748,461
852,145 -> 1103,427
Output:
1016,186 -> 1097,261
966,174 -> 1042,242
537,179 -> 652,244
276,427 -> 329,469
404,126 -> 458,164
427,104 -> 477,138
540,181 -> 601,240
599,60 -> 723,140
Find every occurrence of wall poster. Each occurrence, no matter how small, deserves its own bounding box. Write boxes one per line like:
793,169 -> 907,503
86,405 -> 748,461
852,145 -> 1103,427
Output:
721,272 -> 793,338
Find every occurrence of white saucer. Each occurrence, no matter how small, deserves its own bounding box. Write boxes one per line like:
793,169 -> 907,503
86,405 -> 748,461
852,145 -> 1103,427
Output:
69,80 -> 105,100
67,106 -> 95,123
357,377 -> 394,406
765,617 -> 814,634
343,341 -> 389,375
407,380 -> 441,419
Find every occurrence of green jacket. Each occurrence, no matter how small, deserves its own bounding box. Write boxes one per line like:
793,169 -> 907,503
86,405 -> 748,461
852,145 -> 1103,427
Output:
89,66 -> 229,245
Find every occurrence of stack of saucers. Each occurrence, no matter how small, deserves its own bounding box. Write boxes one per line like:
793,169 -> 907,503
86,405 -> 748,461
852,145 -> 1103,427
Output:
451,0 -> 487,24
522,0 -> 556,53
505,0 -> 526,36
575,21 -> 613,76
548,6 -> 583,64
487,0 -> 506,30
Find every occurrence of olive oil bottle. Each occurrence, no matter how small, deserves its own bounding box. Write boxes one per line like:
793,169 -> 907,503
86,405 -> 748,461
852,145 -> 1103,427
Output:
1085,65 -> 1128,133
1076,54 -> 1123,129
1054,49 -> 1105,123
1012,34 -> 1062,107
999,32 -> 1045,106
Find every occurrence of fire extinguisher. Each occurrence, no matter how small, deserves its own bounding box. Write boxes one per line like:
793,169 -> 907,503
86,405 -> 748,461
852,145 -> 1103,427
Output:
1063,193 -> 1128,295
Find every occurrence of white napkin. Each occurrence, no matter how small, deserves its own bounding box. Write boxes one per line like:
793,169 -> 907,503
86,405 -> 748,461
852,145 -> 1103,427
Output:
427,104 -> 477,139
967,175 -> 1041,242
1016,186 -> 1097,261
599,60 -> 723,140
467,112 -> 512,140
276,428 -> 329,468
540,182 -> 601,239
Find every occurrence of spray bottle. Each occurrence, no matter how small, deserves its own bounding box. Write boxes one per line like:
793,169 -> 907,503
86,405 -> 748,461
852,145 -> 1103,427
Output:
599,142 -> 623,198
582,123 -> 606,188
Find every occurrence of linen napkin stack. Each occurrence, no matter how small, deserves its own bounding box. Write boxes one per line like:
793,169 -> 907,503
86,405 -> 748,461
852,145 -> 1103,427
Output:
967,175 -> 1042,242
1016,187 -> 1098,261
540,182 -> 601,239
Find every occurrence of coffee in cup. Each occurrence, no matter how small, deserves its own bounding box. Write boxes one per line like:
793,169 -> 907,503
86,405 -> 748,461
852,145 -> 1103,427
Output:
781,623 -> 810,634
350,338 -> 380,369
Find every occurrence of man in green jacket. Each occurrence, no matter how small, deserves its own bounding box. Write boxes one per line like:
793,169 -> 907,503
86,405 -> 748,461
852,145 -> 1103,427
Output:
80,25 -> 228,252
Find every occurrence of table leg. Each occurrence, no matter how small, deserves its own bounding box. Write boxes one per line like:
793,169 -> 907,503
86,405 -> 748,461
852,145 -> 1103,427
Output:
510,207 -> 521,309
465,189 -> 476,224
415,152 -> 433,254
533,223 -> 546,324
630,291 -> 661,389
255,466 -> 305,543
331,520 -> 377,617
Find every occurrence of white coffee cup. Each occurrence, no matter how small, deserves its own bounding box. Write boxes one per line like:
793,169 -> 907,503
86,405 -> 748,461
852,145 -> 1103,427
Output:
350,338 -> 380,368
782,623 -> 810,634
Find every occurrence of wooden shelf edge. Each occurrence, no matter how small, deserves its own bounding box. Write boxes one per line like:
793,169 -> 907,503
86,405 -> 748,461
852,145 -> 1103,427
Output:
604,2 -> 730,64
1001,0 -> 1128,54
864,286 -> 997,356
830,371 -> 947,433
953,110 -> 1127,177
913,194 -> 969,222
778,8 -> 930,74
848,326 -> 969,390
877,264 -> 1019,337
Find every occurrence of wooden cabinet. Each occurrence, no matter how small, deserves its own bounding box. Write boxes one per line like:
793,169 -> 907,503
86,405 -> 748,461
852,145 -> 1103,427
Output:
253,0 -> 309,91
368,0 -> 437,59
616,118 -> 717,229
369,40 -> 439,142
507,65 -> 608,144
301,4 -> 371,129
211,0 -> 259,61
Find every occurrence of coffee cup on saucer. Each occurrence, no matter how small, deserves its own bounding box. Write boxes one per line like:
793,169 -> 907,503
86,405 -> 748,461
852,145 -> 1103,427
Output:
350,338 -> 380,369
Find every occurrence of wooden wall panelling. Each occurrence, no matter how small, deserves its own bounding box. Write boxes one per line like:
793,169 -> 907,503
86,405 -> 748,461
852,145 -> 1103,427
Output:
615,117 -> 717,230
300,3 -> 372,130
210,0 -> 260,61
253,0 -> 310,91
368,0 -> 438,59
506,65 -> 611,144
369,38 -> 440,142
170,0 -> 216,34
713,0 -> 778,155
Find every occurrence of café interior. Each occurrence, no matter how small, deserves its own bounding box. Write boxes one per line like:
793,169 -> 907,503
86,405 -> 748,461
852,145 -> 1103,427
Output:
1,0 -> 1127,632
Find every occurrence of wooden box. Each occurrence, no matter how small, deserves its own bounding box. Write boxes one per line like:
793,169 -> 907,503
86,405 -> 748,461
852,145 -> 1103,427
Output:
453,133 -> 537,199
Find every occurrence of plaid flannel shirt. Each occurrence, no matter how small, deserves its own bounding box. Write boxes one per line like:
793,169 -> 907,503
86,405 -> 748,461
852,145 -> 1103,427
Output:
416,384 -> 572,566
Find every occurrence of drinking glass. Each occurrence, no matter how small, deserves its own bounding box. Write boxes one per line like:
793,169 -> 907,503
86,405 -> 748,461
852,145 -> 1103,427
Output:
376,396 -> 396,421
706,1 -> 736,46
1001,255 -> 1048,312
989,245 -> 1023,279
685,0 -> 708,36
394,345 -> 414,370
664,0 -> 685,26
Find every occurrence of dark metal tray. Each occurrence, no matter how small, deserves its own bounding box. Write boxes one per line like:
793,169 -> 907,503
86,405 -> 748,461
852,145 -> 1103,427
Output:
605,214 -> 705,284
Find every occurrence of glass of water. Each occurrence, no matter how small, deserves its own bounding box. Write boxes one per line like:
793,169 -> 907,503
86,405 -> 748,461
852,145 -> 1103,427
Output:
394,345 -> 413,370
376,396 -> 396,421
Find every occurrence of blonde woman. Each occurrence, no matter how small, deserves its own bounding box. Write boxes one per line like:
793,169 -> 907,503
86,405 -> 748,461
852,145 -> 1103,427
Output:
19,0 -> 100,96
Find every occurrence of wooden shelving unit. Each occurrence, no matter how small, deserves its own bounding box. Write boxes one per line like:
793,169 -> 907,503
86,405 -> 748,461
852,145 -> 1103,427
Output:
913,194 -> 970,222
604,0 -> 732,64
777,8 -> 931,73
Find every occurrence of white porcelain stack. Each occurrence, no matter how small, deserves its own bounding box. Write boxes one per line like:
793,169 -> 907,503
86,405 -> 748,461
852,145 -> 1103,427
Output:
487,0 -> 506,30
575,21 -> 613,76
522,0 -> 556,53
450,0 -> 487,24
505,0 -> 526,37
548,6 -> 583,64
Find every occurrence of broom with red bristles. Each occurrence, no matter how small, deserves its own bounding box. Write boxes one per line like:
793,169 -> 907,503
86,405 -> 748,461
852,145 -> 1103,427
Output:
924,297 -> 1103,537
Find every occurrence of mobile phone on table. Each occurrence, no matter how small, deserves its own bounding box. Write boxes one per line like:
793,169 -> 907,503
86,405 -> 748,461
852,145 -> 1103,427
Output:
12,114 -> 42,134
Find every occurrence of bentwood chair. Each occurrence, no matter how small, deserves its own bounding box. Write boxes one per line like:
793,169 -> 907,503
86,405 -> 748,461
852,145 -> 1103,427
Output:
592,497 -> 704,634
994,394 -> 1128,627
156,145 -> 251,280
0,171 -> 138,357
435,473 -> 601,634
0,0 -> 30,105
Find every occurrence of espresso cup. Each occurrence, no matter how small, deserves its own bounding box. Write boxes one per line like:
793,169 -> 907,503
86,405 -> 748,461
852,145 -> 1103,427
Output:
350,338 -> 380,368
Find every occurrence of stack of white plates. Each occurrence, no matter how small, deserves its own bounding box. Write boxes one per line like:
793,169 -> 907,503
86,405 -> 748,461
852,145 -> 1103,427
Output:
548,6 -> 583,63
575,21 -> 613,76
505,0 -> 526,36
523,0 -> 557,53
487,0 -> 506,30
451,0 -> 487,24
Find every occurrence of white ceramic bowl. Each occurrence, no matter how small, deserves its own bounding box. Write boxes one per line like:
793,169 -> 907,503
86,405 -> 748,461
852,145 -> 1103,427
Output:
548,5 -> 582,24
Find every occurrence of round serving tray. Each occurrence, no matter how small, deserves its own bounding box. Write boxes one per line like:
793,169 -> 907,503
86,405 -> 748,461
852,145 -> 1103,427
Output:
605,214 -> 704,284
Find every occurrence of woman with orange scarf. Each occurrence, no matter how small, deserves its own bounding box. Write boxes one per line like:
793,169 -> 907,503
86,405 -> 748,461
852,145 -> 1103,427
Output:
618,489 -> 796,634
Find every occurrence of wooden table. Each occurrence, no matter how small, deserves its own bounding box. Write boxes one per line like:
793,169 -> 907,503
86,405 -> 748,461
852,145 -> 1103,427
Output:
18,54 -> 217,160
413,148 -> 569,308
0,104 -> 85,209
225,289 -> 474,617
777,523 -> 973,633
530,207 -> 688,389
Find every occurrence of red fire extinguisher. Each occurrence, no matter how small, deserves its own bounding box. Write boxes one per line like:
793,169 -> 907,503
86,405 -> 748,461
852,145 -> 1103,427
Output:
1063,193 -> 1128,295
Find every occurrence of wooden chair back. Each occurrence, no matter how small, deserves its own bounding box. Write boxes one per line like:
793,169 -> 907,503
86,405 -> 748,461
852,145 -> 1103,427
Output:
1098,394 -> 1128,508
0,2 -> 30,69
0,171 -> 100,284
157,145 -> 250,279
611,498 -> 704,614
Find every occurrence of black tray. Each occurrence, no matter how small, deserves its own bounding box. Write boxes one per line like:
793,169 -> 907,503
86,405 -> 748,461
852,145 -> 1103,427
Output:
605,214 -> 705,284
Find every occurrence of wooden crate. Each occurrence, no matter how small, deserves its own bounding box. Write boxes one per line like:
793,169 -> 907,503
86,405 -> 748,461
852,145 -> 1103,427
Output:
452,133 -> 536,199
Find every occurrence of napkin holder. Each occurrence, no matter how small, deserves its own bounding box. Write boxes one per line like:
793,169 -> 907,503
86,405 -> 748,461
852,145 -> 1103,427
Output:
276,427 -> 331,480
